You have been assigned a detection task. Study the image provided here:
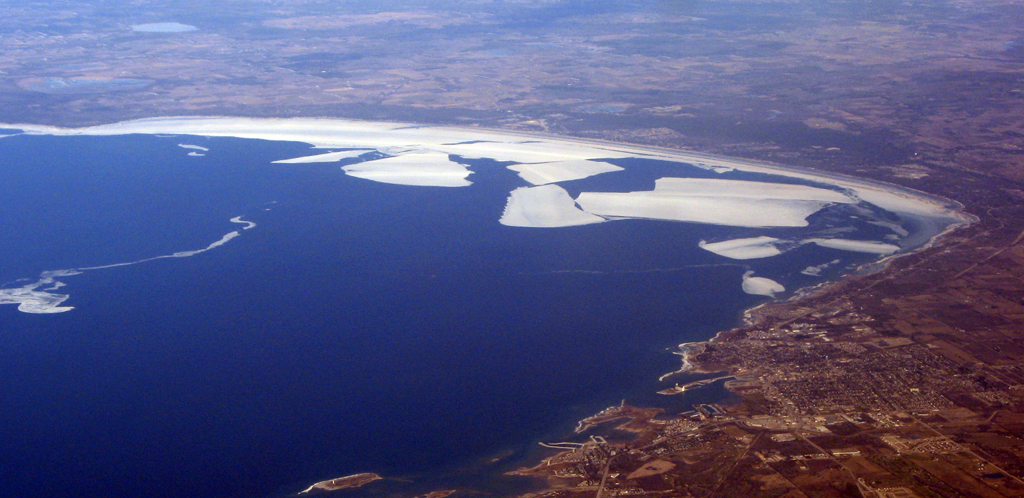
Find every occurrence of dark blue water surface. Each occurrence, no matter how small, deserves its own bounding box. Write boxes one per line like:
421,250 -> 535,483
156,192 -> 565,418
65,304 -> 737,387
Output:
0,133 -> 886,498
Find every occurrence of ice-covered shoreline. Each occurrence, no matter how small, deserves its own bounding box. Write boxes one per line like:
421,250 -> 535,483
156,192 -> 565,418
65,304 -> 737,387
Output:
6,116 -> 968,227
3,116 -> 973,312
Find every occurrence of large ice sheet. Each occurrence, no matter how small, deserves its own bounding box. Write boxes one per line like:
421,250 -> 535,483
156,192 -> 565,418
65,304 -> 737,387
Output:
8,116 -> 973,225
4,116 -> 974,317
342,152 -> 471,187
658,153 -> 966,222
648,178 -> 854,202
500,185 -> 606,228
7,116 -> 974,225
273,149 -> 371,163
699,237 -> 782,259
805,238 -> 900,255
508,160 -> 624,185
576,178 -> 855,228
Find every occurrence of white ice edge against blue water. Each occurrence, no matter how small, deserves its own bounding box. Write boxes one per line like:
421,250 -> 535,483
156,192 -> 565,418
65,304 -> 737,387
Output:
10,116 -> 966,220
500,185 -> 606,227
507,159 -> 624,185
698,235 -> 901,261
0,216 -> 255,314
272,149 -> 371,163
741,270 -> 786,297
3,117 -> 971,312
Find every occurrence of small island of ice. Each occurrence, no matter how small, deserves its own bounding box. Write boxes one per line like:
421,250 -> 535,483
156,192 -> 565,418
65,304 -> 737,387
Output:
699,237 -> 782,259
805,238 -> 900,255
741,271 -> 786,297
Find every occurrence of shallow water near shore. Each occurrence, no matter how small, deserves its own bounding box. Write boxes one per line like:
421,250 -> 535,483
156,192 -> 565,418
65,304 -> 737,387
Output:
0,128 -> 954,497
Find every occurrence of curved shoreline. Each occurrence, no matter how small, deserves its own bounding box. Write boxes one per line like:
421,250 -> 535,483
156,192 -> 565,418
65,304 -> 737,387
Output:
4,115 -> 970,226
669,200 -> 976,381
1,116 -> 977,496
2,114 -> 971,218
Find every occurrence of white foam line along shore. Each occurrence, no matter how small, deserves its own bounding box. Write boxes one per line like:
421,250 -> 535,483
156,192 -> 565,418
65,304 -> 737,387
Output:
0,216 -> 255,314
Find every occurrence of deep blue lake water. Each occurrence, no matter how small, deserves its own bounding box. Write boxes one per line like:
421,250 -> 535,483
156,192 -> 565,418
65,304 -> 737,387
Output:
0,133 -> 889,498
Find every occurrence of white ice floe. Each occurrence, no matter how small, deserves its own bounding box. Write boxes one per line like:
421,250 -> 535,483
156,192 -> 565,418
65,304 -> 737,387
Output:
273,149 -> 371,164
0,217 -> 256,314
507,160 -> 624,185
699,236 -> 782,260
0,270 -> 80,313
230,216 -> 257,230
805,238 -> 900,255
178,144 -> 209,151
867,220 -> 910,237
801,259 -> 841,276
170,232 -> 241,258
500,185 -> 606,228
576,178 -> 856,228
741,270 -> 785,297
188,152 -> 205,157
342,152 -> 471,187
